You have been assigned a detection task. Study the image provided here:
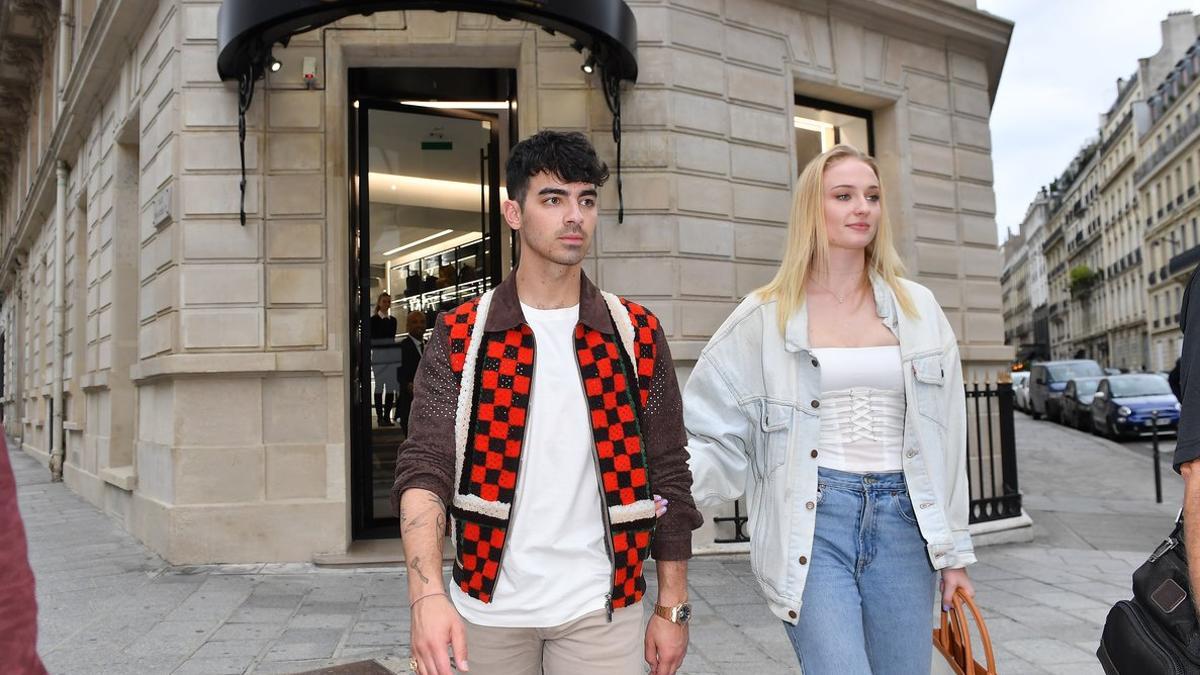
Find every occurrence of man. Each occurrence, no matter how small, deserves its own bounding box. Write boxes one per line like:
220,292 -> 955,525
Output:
1176,267 -> 1200,620
371,292 -> 401,427
392,131 -> 701,675
395,309 -> 427,434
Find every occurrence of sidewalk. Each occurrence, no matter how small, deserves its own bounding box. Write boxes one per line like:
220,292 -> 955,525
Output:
14,414 -> 1182,674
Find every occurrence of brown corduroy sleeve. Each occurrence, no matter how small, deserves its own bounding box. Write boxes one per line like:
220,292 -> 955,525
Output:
391,317 -> 459,516
642,327 -> 703,560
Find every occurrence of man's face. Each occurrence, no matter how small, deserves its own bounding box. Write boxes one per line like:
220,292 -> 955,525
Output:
406,310 -> 426,336
504,172 -> 598,268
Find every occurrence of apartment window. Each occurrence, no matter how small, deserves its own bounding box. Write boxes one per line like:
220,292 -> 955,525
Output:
793,96 -> 873,174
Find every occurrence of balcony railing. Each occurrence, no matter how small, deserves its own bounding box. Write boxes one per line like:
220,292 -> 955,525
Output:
1169,244 -> 1200,277
1135,105 -> 1200,184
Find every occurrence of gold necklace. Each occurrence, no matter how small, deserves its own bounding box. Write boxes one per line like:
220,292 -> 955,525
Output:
811,279 -> 863,305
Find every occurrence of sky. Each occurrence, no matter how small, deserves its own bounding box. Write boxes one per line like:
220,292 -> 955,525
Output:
978,0 -> 1200,242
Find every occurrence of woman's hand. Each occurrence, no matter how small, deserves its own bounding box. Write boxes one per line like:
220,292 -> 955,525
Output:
940,567 -> 974,611
654,494 -> 669,518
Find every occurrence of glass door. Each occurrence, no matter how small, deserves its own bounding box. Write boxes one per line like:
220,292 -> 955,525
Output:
350,98 -> 502,538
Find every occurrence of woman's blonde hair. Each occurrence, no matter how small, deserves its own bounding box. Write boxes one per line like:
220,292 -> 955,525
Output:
756,144 -> 917,331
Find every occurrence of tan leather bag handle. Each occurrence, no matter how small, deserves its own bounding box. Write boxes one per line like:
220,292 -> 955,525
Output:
932,587 -> 997,675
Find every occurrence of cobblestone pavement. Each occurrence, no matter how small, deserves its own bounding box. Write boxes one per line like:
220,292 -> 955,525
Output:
13,412 -> 1182,674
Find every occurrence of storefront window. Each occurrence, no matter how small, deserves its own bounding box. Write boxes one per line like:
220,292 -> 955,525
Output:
794,96 -> 873,172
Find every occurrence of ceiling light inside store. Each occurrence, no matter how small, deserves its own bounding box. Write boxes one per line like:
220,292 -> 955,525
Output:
368,172 -> 508,212
400,100 -> 508,110
383,229 -> 456,257
794,116 -> 837,152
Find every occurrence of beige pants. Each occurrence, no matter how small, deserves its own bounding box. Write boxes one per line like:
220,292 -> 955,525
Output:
460,606 -> 644,675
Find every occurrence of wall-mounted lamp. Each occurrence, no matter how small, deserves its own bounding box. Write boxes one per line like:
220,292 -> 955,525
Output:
581,54 -> 596,74
268,56 -> 282,73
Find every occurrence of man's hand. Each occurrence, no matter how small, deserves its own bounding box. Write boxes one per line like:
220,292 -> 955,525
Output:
411,594 -> 468,675
644,614 -> 687,675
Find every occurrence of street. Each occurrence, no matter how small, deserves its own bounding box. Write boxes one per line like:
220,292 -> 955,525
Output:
13,414 -> 1182,674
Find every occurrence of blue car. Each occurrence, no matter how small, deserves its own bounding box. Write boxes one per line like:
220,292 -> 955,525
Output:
1089,374 -> 1181,440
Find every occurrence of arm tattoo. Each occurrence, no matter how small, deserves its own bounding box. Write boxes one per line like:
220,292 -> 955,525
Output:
409,556 -> 431,584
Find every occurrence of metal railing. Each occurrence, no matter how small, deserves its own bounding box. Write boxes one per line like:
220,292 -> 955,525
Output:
710,380 -> 1023,542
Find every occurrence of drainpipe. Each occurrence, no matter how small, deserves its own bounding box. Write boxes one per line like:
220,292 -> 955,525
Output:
50,161 -> 68,481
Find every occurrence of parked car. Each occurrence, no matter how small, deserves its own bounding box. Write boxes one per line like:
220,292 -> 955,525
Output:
1090,374 -> 1181,440
1104,367 -> 1122,376
1030,360 -> 1105,422
1011,371 -> 1030,412
1060,377 -> 1102,431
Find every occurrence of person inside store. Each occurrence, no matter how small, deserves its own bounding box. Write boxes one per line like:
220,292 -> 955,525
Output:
391,130 -> 701,675
395,309 -> 427,434
370,292 -> 401,427
683,144 -> 975,673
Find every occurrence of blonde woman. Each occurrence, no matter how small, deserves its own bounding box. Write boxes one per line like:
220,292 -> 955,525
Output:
684,145 -> 974,673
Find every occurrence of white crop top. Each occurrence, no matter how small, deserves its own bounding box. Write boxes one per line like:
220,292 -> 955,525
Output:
811,345 -> 906,473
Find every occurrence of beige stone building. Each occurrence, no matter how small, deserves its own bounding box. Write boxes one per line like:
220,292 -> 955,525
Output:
0,0 -> 1013,563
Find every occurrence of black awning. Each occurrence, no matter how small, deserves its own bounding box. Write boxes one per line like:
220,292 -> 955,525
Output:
217,0 -> 638,84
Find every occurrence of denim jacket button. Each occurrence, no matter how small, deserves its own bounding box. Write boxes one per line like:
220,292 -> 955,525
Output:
788,610 -> 798,619
810,449 -> 819,458
805,501 -> 815,510
811,358 -> 819,367
811,399 -> 820,408
798,555 -> 808,565
906,449 -> 917,458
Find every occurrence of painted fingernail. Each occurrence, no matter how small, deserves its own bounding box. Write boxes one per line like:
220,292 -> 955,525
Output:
942,604 -> 950,612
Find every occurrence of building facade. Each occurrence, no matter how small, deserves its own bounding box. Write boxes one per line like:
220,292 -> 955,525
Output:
0,0 -> 1013,563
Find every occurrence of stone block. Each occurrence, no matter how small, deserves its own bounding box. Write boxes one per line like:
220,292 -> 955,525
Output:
912,207 -> 958,242
736,262 -> 777,297
182,89 -> 245,128
265,174 -> 324,217
733,184 -> 790,223
538,90 -> 589,129
407,9 -> 456,41
182,220 -> 262,261
730,106 -> 789,146
957,181 -> 997,215
175,378 -> 264,447
267,308 -> 326,348
680,301 -> 738,337
955,148 -> 994,183
619,89 -> 669,126
182,132 -> 258,172
174,446 -> 265,504
263,377 -> 328,445
831,18 -> 865,89
952,83 -> 991,118
674,134 -> 729,175
678,217 -> 733,257
265,444 -> 327,500
180,264 -> 261,306
181,44 -> 220,84
885,39 -> 947,83
267,91 -> 323,130
731,144 -> 790,185
592,131 -> 668,169
266,221 -> 324,260
964,280 -> 1003,310
677,175 -> 732,216
961,213 -> 999,246
181,174 -> 260,217
679,258 -> 736,298
183,4 -> 219,42
961,245 -> 1002,279
267,134 -> 322,173
180,309 -> 264,350
915,242 -> 960,276
267,265 -> 324,305
599,216 -> 675,254
907,107 -> 952,143
671,49 -> 726,96
963,311 -> 1004,344
909,140 -> 954,177
911,175 -> 956,211
537,49 -> 589,87
922,278 -> 962,309
600,258 -> 675,296
601,174 -> 671,211
634,47 -> 671,87
725,25 -> 785,70
166,501 -> 345,564
634,6 -> 668,43
953,115 -> 992,150
671,91 -> 728,135
734,222 -> 788,261
950,52 -> 989,86
727,66 -> 788,110
905,72 -> 950,110
671,10 -> 724,55
138,319 -> 174,359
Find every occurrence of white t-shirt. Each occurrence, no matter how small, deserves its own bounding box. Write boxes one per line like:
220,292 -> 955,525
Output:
451,303 -> 611,627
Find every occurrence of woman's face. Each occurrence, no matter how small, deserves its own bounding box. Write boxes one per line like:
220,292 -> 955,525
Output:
377,294 -> 391,313
822,158 -> 881,252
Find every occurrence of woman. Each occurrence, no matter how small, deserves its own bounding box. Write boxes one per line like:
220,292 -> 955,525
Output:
370,292 -> 401,427
684,145 -> 974,673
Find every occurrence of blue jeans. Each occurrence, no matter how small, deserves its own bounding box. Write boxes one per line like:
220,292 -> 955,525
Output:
783,467 -> 937,674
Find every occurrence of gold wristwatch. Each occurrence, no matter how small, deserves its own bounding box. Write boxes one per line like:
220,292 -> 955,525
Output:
654,601 -> 692,625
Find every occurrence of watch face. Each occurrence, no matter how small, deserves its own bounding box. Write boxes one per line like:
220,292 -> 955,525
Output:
677,603 -> 692,624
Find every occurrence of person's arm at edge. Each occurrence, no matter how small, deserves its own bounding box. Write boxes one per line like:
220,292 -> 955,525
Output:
390,317 -> 468,675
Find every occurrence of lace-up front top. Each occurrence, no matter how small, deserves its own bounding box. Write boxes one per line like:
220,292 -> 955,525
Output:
810,345 -> 906,473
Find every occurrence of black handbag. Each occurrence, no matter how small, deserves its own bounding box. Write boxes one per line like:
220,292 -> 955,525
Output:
1099,517 -> 1200,674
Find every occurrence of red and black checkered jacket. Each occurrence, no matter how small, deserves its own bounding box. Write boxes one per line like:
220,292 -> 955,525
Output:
392,273 -> 702,611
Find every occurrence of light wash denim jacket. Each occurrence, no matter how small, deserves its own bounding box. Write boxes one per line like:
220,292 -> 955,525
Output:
684,274 -> 975,625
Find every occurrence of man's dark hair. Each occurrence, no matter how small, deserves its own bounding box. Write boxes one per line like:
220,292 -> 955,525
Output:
506,131 -> 609,207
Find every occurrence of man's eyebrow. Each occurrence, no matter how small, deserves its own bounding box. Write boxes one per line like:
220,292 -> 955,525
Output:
537,187 -> 569,196
579,188 -> 598,198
